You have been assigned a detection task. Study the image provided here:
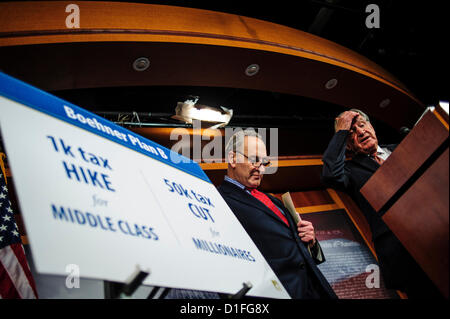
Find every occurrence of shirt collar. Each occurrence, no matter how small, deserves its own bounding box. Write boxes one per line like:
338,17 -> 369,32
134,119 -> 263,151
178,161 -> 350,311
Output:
377,145 -> 392,157
224,175 -> 245,189
376,145 -> 386,155
372,145 -> 391,161
224,176 -> 252,193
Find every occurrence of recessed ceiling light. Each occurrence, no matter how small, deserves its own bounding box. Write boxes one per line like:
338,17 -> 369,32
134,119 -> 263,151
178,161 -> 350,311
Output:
245,64 -> 260,76
379,98 -> 390,108
325,78 -> 338,89
133,57 -> 150,72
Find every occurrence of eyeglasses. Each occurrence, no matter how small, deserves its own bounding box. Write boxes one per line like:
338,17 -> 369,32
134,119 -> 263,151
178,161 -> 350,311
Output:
235,150 -> 271,168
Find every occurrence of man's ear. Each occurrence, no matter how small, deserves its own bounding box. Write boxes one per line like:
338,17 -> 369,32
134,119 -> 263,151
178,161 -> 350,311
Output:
227,151 -> 236,168
346,139 -> 355,153
346,143 -> 351,151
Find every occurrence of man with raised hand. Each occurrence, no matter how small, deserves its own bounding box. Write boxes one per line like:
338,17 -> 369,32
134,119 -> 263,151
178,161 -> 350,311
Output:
321,109 -> 442,299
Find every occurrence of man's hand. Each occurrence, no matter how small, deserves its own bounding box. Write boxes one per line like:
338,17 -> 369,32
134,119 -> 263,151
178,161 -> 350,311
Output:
335,111 -> 360,131
297,219 -> 316,248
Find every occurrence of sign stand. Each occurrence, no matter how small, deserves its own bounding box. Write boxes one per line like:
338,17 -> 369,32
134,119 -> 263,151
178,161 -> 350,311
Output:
104,266 -> 153,299
102,265 -> 252,299
104,277 -> 253,299
146,286 -> 171,299
229,282 -> 253,299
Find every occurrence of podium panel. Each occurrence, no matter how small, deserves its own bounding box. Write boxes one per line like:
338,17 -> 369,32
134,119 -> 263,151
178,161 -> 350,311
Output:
382,149 -> 449,297
361,110 -> 448,212
361,104 -> 449,298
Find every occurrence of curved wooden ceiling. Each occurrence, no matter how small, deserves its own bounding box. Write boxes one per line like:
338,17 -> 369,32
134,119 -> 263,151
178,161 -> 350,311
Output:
0,1 -> 425,129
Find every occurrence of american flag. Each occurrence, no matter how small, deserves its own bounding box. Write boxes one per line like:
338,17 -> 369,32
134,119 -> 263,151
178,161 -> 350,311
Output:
0,167 -> 38,299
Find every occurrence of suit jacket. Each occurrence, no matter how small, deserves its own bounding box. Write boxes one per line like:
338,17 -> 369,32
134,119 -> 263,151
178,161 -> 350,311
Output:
321,130 -> 397,240
218,180 -> 337,299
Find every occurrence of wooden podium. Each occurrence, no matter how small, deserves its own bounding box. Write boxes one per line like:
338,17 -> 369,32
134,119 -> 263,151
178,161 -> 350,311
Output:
361,104 -> 449,298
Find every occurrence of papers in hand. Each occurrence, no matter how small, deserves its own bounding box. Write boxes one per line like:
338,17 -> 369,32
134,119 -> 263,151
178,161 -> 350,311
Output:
281,192 -> 301,224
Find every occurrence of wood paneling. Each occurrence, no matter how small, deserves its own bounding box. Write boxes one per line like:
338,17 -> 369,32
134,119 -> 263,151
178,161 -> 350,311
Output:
132,126 -> 336,159
272,190 -> 334,207
295,204 -> 340,214
202,161 -> 324,192
434,107 -> 449,130
327,189 -> 376,257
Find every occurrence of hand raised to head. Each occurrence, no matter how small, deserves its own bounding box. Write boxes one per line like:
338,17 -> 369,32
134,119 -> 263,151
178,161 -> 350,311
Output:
335,111 -> 360,131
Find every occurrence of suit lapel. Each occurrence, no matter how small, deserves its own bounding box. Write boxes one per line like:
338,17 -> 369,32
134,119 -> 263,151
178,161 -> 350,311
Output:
221,182 -> 328,280
220,181 -> 290,227
268,194 -> 322,260
266,193 -> 298,228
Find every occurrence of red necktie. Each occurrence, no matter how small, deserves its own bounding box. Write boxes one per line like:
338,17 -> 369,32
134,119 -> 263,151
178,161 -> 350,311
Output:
250,188 -> 289,226
371,154 -> 384,165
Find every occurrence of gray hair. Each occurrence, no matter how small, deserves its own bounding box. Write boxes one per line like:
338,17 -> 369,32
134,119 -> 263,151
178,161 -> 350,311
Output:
225,128 -> 264,156
334,108 -> 370,132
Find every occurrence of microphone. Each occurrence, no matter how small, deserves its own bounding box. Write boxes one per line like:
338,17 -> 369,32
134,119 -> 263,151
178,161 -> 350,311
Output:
399,126 -> 410,136
399,127 -> 410,141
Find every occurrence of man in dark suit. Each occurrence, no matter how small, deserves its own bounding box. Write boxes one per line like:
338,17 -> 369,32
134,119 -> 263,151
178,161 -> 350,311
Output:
321,109 -> 442,298
218,129 -> 337,299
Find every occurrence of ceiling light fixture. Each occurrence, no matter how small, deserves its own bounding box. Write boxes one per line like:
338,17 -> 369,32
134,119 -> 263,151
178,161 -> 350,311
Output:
379,98 -> 390,108
133,57 -> 150,71
245,64 -> 260,76
325,78 -> 338,89
172,96 -> 233,128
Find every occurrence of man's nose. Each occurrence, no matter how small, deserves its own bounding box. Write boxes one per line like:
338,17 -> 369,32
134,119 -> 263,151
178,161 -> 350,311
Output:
356,126 -> 365,136
258,163 -> 266,174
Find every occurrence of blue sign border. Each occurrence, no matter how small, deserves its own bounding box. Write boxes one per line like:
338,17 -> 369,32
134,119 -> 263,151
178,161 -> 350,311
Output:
0,71 -> 211,183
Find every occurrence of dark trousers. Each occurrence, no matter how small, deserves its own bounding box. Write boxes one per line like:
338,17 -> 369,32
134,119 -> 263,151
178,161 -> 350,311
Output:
374,231 -> 443,299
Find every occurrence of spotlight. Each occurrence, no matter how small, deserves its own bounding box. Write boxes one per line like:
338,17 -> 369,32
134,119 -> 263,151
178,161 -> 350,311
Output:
172,96 -> 233,128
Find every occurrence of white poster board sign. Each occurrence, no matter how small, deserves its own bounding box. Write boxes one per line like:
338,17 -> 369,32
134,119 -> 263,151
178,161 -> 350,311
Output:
0,72 -> 290,298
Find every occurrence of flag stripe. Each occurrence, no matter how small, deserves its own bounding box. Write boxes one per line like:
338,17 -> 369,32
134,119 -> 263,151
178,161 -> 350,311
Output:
11,243 -> 38,298
1,155 -> 38,299
0,245 -> 36,298
0,256 -> 22,298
